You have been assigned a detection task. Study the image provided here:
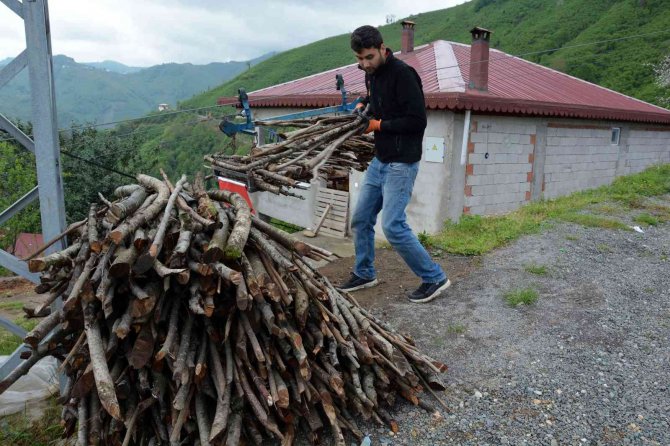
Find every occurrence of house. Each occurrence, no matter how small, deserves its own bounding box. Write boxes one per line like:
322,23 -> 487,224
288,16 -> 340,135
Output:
158,103 -> 170,112
10,233 -> 43,259
218,22 -> 670,235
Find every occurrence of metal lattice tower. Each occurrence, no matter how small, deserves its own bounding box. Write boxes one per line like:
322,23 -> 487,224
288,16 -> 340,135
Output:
0,0 -> 67,379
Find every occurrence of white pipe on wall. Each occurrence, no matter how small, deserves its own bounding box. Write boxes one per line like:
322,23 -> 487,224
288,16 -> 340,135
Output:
460,109 -> 472,166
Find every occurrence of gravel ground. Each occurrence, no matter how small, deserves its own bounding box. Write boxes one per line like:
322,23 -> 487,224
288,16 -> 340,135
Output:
315,199 -> 670,446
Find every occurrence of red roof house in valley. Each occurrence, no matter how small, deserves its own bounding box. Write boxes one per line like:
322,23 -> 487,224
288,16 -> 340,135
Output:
218,22 -> 670,236
10,233 -> 43,259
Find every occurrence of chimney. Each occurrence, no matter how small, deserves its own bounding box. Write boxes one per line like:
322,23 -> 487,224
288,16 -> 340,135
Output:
469,26 -> 492,91
401,20 -> 415,54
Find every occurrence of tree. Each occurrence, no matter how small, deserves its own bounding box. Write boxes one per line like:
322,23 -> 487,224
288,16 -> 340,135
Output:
654,54 -> 670,107
60,126 -> 146,221
0,141 -> 41,253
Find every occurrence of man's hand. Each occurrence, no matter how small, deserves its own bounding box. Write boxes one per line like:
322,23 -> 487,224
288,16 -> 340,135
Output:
364,119 -> 381,134
352,102 -> 365,117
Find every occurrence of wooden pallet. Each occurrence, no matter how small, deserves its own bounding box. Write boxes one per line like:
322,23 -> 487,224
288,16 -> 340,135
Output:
313,188 -> 349,238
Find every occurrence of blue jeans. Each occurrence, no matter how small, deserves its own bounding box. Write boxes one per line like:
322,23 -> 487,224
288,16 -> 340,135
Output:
351,158 -> 446,284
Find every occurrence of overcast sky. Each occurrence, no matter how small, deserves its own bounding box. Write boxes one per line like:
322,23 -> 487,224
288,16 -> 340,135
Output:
0,0 -> 467,67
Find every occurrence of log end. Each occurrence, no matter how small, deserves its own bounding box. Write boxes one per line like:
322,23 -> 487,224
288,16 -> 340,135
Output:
431,361 -> 448,373
27,259 -> 46,273
108,263 -> 130,278
294,242 -> 312,256
133,253 -> 156,275
202,247 -> 224,264
23,335 -> 38,349
108,229 -> 126,245
389,420 -> 399,434
133,239 -> 149,252
107,402 -> 122,421
176,270 -> 191,285
155,348 -> 168,362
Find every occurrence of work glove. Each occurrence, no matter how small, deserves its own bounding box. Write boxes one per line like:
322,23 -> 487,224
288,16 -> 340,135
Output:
364,119 -> 382,134
352,102 -> 365,116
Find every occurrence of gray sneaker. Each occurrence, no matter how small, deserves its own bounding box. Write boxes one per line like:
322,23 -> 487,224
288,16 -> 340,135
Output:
337,273 -> 379,292
407,279 -> 451,303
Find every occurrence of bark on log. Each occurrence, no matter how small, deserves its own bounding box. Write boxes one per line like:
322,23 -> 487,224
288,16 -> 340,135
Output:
207,190 -> 251,259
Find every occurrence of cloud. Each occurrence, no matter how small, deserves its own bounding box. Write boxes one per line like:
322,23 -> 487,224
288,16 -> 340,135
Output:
0,0 -> 466,66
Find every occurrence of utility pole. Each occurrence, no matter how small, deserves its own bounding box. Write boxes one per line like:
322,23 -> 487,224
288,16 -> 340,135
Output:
0,0 -> 67,380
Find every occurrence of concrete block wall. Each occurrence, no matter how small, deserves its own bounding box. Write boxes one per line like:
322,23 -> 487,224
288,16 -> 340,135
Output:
463,116 -> 536,215
460,116 -> 670,217
624,128 -> 670,174
543,123 -> 619,199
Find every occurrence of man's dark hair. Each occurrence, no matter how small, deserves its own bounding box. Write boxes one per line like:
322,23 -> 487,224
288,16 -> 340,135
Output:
350,26 -> 383,52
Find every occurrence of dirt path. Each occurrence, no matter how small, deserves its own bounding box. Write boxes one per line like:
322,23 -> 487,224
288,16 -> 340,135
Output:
0,277 -> 40,322
319,200 -> 670,445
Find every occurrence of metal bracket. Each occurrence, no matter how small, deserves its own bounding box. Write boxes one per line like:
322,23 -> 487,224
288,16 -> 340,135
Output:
219,88 -> 256,137
0,316 -> 28,338
0,186 -> 39,227
218,75 -> 361,138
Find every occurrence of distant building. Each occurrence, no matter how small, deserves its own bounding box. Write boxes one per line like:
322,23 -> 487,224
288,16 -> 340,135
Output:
218,22 -> 670,236
11,233 -> 43,259
158,103 -> 170,111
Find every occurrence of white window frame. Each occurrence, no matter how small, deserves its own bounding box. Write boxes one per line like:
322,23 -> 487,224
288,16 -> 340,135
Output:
611,127 -> 621,146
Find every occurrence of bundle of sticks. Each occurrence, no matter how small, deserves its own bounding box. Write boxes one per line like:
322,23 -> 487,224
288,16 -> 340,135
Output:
0,172 -> 446,445
205,114 -> 375,197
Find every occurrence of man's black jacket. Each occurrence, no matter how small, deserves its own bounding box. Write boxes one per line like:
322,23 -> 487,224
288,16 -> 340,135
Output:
361,49 -> 427,164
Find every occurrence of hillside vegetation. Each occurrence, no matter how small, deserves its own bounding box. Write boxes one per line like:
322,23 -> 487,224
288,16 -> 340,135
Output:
182,0 -> 670,108
0,53 -> 273,125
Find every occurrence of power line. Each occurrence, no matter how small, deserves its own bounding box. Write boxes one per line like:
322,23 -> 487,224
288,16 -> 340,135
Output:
60,150 -> 136,180
0,84 -> 349,144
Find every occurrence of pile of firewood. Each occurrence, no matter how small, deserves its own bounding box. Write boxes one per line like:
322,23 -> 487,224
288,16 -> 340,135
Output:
205,115 -> 375,196
0,172 -> 446,445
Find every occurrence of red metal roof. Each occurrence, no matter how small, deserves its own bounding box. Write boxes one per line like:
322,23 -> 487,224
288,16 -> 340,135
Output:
11,233 -> 43,259
218,41 -> 670,124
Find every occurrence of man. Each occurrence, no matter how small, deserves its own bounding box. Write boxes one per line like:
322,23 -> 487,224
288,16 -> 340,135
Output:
338,25 -> 450,303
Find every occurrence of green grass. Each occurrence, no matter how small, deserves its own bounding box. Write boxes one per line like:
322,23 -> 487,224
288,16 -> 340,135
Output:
634,213 -> 660,226
0,317 -> 39,355
559,212 -> 630,230
418,231 -> 430,247
504,288 -> 540,307
524,263 -> 548,275
0,397 -> 62,446
429,165 -> 670,255
430,213 -> 543,256
0,267 -> 13,277
597,243 -> 613,253
447,323 -> 467,334
0,301 -> 24,311
595,203 -> 624,215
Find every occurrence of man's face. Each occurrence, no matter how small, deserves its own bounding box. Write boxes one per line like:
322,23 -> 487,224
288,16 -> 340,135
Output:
354,44 -> 386,75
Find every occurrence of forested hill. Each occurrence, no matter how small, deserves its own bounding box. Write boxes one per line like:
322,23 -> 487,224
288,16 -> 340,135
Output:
0,52 -> 274,126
